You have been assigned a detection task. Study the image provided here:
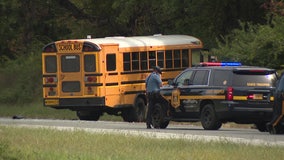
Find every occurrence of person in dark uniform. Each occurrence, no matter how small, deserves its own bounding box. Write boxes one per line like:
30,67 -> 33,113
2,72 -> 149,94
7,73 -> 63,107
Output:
145,66 -> 162,129
267,73 -> 284,133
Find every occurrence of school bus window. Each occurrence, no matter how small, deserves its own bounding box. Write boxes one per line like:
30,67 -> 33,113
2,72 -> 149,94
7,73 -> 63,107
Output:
149,51 -> 156,69
174,50 -> 181,68
84,55 -> 96,72
62,81 -> 80,92
61,55 -> 80,72
166,50 -> 173,68
123,52 -> 130,71
106,54 -> 116,71
140,52 -> 147,70
157,50 -> 164,68
182,49 -> 189,67
45,56 -> 57,73
192,49 -> 201,64
132,52 -> 139,70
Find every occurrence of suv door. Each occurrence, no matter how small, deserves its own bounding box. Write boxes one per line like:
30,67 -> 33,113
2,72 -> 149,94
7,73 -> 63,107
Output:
176,69 -> 210,112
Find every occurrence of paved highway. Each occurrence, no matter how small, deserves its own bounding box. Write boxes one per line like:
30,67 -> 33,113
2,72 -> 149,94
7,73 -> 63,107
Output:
1,118 -> 284,147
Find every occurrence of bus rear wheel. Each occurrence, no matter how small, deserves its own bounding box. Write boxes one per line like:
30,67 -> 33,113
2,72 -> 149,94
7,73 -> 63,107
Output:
76,111 -> 101,121
122,98 -> 146,122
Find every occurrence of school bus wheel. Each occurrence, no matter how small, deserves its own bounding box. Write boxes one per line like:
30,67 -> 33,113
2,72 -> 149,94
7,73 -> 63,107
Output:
121,97 -> 146,122
151,102 -> 169,129
76,111 -> 102,121
134,97 -> 146,122
200,104 -> 222,130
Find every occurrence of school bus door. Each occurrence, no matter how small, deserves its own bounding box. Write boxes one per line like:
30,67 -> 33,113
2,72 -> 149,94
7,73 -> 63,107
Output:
101,44 -> 121,106
58,54 -> 84,97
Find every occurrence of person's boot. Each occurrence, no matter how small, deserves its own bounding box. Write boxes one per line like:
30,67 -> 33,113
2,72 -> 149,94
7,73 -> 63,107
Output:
146,123 -> 151,129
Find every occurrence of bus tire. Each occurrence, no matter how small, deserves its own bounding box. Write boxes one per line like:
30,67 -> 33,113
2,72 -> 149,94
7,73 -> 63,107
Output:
121,109 -> 136,122
76,111 -> 101,121
255,122 -> 267,132
151,102 -> 169,129
200,104 -> 222,130
122,98 -> 146,122
134,97 -> 146,122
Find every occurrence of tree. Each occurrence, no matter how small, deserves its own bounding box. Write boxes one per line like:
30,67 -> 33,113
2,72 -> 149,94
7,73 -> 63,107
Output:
212,16 -> 284,69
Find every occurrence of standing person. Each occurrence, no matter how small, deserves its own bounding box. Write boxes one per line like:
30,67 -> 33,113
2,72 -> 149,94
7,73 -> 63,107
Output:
145,66 -> 163,129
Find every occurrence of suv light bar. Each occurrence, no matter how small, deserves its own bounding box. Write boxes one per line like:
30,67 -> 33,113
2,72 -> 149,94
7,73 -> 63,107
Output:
200,62 -> 242,66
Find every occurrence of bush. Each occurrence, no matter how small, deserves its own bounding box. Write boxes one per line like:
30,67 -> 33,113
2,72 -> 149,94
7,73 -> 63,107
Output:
0,53 -> 42,104
212,16 -> 284,69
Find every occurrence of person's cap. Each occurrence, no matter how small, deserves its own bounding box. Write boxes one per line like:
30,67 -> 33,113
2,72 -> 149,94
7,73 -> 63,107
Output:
154,66 -> 162,74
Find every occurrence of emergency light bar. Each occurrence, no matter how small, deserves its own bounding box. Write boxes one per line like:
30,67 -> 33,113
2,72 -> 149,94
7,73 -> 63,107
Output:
200,62 -> 242,66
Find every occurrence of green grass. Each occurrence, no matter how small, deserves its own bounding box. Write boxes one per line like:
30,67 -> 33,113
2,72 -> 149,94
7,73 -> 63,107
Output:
0,125 -> 283,160
0,101 -> 123,121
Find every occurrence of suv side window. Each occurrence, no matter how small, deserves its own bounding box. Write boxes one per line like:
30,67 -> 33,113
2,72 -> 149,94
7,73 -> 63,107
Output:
175,70 -> 194,86
192,70 -> 209,85
212,70 -> 230,86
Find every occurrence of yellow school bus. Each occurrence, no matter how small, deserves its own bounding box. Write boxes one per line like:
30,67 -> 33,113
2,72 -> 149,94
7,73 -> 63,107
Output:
42,34 -> 209,122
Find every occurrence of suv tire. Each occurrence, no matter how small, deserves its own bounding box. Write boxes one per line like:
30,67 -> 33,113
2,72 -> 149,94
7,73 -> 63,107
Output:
201,104 -> 222,130
255,122 -> 267,132
152,102 -> 169,129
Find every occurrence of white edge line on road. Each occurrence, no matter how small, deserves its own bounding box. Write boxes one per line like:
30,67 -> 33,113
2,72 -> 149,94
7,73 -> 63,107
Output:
2,124 -> 284,147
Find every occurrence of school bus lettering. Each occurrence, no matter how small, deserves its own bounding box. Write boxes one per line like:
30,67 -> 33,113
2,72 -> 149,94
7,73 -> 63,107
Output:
57,43 -> 83,52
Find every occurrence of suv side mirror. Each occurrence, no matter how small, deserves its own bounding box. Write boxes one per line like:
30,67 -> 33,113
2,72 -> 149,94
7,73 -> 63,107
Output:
168,79 -> 174,85
183,79 -> 192,85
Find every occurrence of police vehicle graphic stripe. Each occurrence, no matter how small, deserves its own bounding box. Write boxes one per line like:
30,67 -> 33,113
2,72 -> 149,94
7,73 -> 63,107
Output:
165,95 -> 274,101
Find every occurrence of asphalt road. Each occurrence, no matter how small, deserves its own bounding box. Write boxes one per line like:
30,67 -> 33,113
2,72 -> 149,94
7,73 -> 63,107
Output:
1,118 -> 284,147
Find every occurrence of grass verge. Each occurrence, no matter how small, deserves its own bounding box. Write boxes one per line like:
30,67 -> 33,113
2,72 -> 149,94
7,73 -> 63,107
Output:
0,101 -> 123,121
0,125 -> 283,160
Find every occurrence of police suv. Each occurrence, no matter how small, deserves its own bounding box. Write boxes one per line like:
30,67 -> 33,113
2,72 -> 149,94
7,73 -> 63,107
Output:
151,62 -> 278,131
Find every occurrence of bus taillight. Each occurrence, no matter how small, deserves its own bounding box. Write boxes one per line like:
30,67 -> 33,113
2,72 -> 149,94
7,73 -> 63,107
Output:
48,87 -> 56,96
46,77 -> 57,83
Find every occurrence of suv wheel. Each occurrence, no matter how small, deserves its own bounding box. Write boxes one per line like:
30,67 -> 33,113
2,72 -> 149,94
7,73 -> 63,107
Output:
201,104 -> 222,130
269,125 -> 283,134
255,122 -> 267,132
151,102 -> 169,129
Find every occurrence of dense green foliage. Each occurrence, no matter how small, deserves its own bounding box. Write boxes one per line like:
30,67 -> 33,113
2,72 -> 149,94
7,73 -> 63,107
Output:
0,0 -> 283,103
212,16 -> 284,69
